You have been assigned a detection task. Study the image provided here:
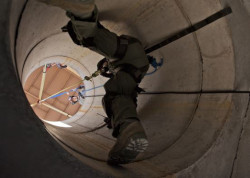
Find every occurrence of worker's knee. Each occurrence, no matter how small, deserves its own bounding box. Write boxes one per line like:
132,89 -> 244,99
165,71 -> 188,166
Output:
104,71 -> 137,95
67,6 -> 99,41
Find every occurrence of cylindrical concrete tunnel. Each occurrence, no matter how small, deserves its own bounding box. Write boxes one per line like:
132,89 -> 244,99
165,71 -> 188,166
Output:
2,0 -> 250,177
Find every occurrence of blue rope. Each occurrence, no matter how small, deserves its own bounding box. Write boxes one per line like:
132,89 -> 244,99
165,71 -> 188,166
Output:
49,87 -> 79,99
50,92 -> 67,99
49,85 -> 104,100
81,85 -> 104,94
145,68 -> 157,76
146,56 -> 163,76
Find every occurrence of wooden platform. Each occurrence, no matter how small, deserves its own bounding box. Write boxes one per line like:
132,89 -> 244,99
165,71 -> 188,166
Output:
24,65 -> 83,121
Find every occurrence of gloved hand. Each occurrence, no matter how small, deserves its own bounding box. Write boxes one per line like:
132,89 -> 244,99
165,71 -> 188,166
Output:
97,58 -> 114,78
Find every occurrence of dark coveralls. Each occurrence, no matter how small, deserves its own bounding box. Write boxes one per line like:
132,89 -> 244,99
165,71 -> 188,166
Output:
65,7 -> 149,137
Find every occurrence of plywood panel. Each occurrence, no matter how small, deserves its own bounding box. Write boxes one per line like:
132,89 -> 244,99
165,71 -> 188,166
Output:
24,65 -> 83,121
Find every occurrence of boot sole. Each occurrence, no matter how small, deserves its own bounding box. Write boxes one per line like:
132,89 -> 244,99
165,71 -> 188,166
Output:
125,137 -> 149,153
107,137 -> 149,165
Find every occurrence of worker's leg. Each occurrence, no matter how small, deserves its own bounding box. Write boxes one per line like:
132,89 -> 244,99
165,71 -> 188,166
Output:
104,71 -> 138,130
66,9 -> 119,59
103,71 -> 148,164
37,0 -> 118,58
37,0 -> 148,66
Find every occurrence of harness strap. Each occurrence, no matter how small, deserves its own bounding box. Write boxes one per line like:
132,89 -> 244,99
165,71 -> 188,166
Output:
113,36 -> 129,59
108,63 -> 149,84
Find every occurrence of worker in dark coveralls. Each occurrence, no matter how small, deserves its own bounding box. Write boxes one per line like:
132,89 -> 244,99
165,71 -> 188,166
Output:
38,0 -> 149,165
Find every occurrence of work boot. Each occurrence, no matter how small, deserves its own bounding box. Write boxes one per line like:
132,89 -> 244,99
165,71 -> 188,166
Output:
37,0 -> 95,19
107,120 -> 149,165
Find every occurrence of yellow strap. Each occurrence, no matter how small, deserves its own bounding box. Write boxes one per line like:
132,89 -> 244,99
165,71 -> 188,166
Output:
39,64 -> 47,100
40,80 -> 84,102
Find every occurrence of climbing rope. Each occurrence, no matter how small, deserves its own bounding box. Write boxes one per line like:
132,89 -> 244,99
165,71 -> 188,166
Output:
83,90 -> 250,98
49,85 -> 104,100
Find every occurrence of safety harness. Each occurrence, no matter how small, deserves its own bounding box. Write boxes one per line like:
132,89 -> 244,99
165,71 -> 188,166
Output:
62,19 -> 163,84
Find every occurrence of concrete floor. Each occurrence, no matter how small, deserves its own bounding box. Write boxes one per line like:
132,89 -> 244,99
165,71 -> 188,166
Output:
2,0 -> 250,177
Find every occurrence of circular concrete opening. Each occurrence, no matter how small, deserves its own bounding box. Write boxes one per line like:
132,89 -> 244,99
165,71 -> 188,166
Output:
23,63 -> 84,122
21,54 -> 103,129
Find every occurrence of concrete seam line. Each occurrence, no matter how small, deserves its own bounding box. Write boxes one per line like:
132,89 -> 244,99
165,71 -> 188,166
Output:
229,94 -> 250,178
12,0 -> 28,77
45,127 -> 107,162
20,31 -> 62,80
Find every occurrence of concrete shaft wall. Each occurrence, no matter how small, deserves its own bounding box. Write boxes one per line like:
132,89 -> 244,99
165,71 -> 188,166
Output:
2,0 -> 250,177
